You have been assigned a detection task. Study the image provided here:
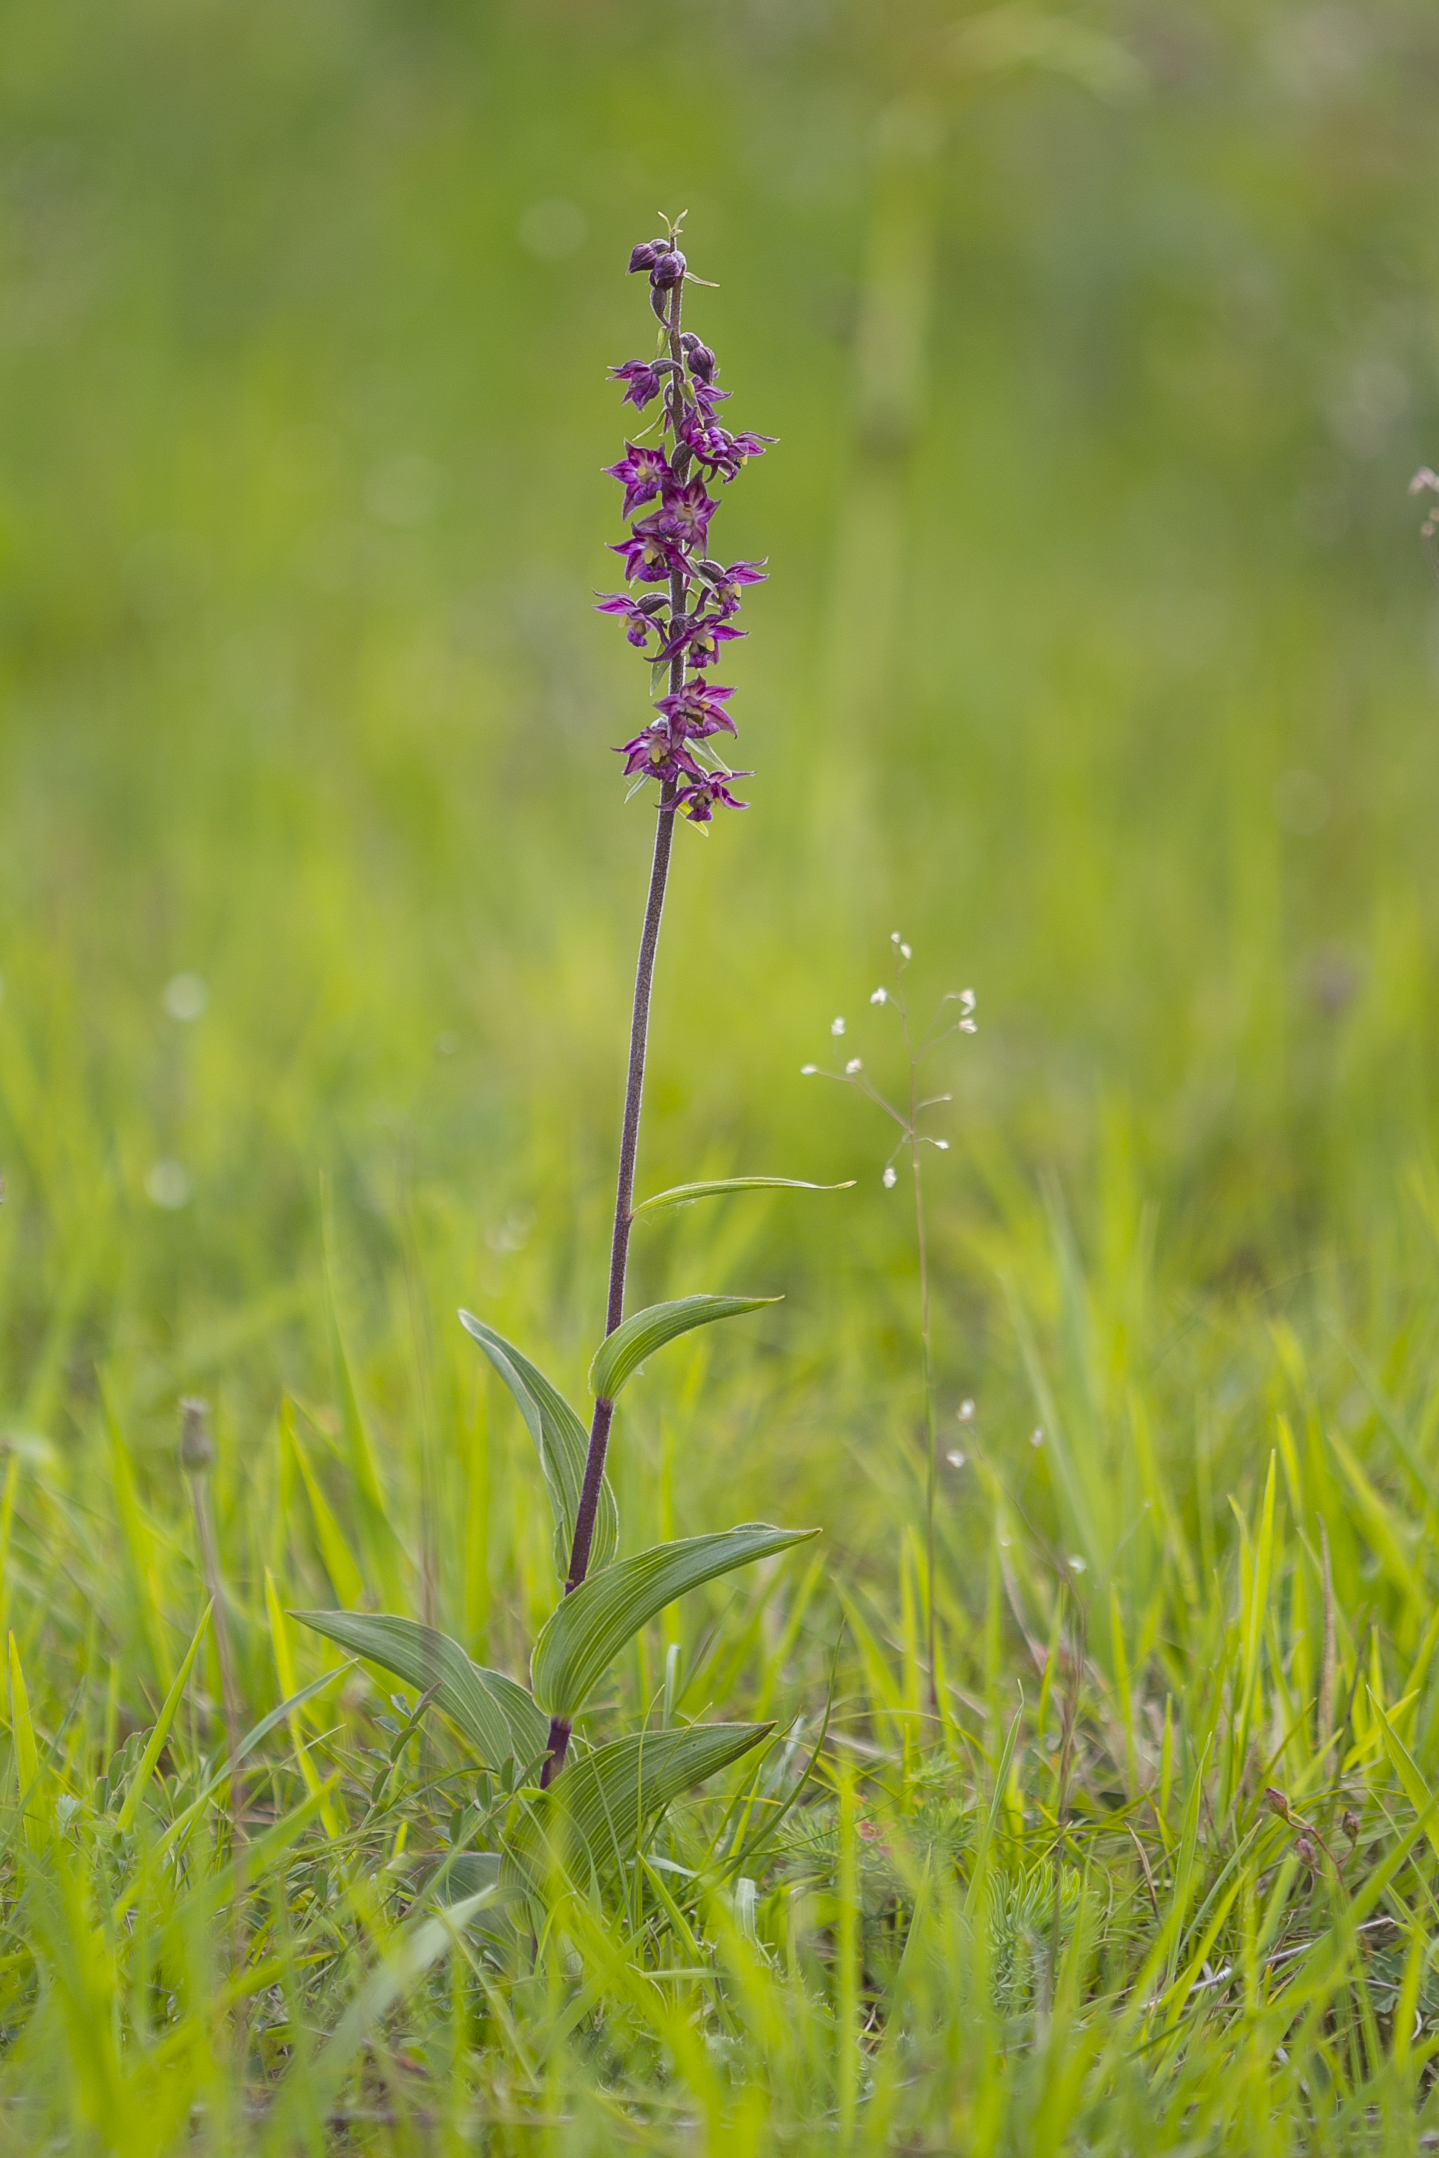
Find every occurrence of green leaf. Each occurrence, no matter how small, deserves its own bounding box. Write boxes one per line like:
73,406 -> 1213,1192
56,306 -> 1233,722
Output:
629,1177 -> 855,1223
588,1294 -> 780,1404
502,1721 -> 774,1891
458,1311 -> 618,1579
116,1601 -> 213,1833
294,1610 -> 547,1771
531,1524 -> 819,1719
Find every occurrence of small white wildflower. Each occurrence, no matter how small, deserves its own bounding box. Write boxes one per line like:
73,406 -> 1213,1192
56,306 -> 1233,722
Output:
882,1165 -> 897,1188
163,973 -> 208,1021
998,1532 -> 1011,1549
890,931 -> 902,944
900,943 -> 912,960
800,1064 -> 819,1076
960,988 -> 976,1010
1067,1555 -> 1087,1574
933,1138 -> 950,1150
960,1018 -> 977,1033
946,1449 -> 966,1468
869,986 -> 887,1005
957,1399 -> 975,1422
1030,1428 -> 1044,1448
831,1016 -> 846,1037
845,1057 -> 862,1075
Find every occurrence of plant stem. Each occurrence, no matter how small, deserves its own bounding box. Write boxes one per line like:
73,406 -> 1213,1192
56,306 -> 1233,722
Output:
910,1078 -> 939,1720
541,271 -> 689,1785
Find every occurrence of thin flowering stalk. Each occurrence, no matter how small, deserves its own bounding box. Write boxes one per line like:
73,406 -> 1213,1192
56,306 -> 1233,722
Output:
802,936 -> 976,1718
540,218 -> 773,1785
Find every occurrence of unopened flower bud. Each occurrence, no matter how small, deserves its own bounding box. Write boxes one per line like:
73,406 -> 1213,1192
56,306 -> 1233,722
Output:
1295,1833 -> 1318,1870
179,1395 -> 215,1474
1264,1786 -> 1291,1822
628,239 -> 666,275
650,250 -> 686,288
686,342 -> 716,384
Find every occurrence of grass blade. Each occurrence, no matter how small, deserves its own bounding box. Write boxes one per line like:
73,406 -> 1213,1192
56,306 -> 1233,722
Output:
116,1601 -> 213,1833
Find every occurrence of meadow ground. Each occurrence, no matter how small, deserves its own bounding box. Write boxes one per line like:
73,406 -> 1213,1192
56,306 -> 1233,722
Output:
4,2 -> 1439,2150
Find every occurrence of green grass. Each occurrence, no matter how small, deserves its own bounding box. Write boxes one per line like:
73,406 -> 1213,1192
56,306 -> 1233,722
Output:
5,0 -> 1439,2148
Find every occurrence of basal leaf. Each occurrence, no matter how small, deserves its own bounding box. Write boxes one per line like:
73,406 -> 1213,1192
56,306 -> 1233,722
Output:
294,1610 -> 547,1771
531,1524 -> 819,1719
588,1294 -> 780,1404
458,1310 -> 618,1578
629,1177 -> 855,1222
502,1721 -> 774,1892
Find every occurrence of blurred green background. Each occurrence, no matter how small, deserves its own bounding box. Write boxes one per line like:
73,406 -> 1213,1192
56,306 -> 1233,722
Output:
2,0 -> 1439,1675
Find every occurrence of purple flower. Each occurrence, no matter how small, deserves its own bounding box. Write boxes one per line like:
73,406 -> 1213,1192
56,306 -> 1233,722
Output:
654,676 -> 737,739
602,233 -> 772,823
609,359 -> 666,412
652,613 -> 746,669
691,381 -> 732,422
677,771 -> 751,823
604,442 -> 672,519
657,474 -> 716,548
595,592 -> 666,648
611,519 -> 684,584
682,420 -> 775,481
616,726 -> 706,782
697,558 -> 768,615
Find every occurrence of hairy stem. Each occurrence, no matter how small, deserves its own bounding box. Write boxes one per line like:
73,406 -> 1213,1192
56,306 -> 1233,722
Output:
542,272 -> 689,1787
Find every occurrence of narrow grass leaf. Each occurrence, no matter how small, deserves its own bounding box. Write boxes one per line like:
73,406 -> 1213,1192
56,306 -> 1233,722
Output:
286,1408 -> 366,1607
115,1601 -> 212,1833
7,1633 -> 42,1853
589,1294 -> 781,1403
531,1524 -> 818,1718
458,1309 -> 619,1577
1372,1687 -> 1439,1867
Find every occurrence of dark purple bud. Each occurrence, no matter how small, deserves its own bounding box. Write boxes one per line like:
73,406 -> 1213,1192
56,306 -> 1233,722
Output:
650,250 -> 686,289
650,283 -> 670,324
628,239 -> 666,274
686,342 -> 716,385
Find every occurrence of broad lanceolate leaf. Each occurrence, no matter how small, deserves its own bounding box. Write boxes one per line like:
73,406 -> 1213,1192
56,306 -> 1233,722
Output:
502,1721 -> 774,1892
588,1294 -> 780,1404
629,1177 -> 855,1222
531,1524 -> 819,1720
295,1610 -> 547,1772
458,1311 -> 619,1580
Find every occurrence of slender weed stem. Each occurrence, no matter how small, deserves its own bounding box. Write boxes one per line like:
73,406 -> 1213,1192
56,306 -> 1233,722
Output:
802,938 -> 976,1728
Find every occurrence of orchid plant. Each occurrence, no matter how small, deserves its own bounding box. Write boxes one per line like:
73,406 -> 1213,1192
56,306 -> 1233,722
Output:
298,219 -> 845,1903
